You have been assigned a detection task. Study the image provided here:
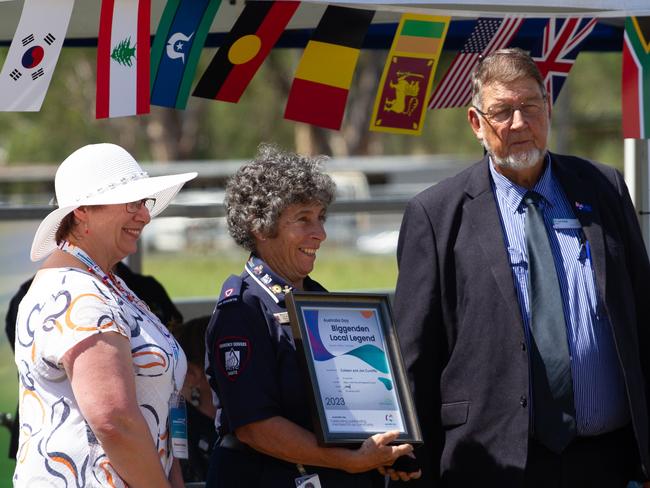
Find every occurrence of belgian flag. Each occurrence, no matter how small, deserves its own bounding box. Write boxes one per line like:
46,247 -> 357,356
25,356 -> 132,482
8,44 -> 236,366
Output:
284,6 -> 375,130
192,1 -> 299,103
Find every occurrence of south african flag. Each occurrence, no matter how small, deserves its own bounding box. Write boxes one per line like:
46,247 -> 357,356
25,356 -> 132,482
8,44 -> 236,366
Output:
622,16 -> 650,139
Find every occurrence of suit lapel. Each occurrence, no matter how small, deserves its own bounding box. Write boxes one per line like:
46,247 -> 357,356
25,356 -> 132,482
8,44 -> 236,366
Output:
551,154 -> 607,302
464,158 -> 525,328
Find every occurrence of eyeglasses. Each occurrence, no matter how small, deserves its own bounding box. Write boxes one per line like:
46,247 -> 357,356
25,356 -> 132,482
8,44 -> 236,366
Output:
126,198 -> 156,213
473,97 -> 547,124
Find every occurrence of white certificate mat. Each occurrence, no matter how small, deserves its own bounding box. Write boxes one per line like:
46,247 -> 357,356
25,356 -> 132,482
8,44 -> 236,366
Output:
301,306 -> 406,433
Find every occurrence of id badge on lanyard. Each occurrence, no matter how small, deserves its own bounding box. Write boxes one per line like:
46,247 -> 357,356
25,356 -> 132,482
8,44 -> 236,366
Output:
169,392 -> 189,459
295,473 -> 322,488
295,463 -> 321,488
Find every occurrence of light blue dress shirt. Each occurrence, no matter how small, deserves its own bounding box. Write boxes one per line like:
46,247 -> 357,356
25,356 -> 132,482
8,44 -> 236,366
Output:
489,155 -> 629,436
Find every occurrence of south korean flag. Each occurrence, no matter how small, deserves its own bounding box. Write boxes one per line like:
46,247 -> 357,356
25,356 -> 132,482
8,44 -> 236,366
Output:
0,0 -> 75,111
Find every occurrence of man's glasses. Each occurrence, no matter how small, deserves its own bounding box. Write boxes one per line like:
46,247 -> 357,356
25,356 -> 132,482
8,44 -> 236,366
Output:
126,198 -> 156,213
473,97 -> 547,125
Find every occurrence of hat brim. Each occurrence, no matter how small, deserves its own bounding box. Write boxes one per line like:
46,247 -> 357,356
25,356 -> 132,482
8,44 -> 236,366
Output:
30,171 -> 197,261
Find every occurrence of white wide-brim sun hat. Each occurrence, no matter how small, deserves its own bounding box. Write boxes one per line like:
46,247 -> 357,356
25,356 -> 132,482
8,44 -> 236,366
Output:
31,143 -> 197,262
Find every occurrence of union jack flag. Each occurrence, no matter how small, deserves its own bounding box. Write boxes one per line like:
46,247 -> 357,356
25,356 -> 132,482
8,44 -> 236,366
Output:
427,16 -> 524,109
532,17 -> 598,104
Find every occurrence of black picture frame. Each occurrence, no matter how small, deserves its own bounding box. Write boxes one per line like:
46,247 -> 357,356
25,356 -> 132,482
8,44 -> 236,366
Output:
286,291 -> 422,446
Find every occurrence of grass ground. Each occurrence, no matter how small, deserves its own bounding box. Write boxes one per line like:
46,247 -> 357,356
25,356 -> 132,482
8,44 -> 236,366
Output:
143,249 -> 398,297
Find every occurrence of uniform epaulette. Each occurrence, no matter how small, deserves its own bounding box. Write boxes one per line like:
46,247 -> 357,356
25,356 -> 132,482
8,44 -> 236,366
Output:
217,275 -> 244,308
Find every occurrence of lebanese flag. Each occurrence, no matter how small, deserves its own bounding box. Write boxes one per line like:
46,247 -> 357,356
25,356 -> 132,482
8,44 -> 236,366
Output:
96,0 -> 150,118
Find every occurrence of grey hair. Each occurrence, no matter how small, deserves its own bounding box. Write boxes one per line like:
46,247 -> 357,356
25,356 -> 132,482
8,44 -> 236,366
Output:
470,48 -> 547,109
225,144 -> 336,253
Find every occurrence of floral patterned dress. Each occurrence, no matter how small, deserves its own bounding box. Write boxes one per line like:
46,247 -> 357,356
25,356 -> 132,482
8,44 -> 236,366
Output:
13,267 -> 186,487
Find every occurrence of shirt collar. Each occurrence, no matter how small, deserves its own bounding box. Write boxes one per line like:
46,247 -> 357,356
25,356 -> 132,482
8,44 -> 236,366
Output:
488,153 -> 554,213
245,254 -> 295,304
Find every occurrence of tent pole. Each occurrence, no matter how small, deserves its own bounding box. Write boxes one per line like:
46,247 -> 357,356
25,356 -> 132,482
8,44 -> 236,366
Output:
624,138 -> 650,255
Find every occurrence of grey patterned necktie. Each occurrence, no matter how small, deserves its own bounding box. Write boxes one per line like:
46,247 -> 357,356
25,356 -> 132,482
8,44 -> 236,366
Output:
524,191 -> 576,453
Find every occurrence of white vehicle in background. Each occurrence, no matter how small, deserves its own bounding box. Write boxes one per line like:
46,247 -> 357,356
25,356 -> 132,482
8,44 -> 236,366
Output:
326,171 -> 371,245
141,190 -> 226,252
356,230 -> 400,255
141,171 -> 372,252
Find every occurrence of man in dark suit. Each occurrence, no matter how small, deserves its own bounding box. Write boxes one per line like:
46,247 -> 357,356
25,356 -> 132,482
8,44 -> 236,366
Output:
393,48 -> 650,487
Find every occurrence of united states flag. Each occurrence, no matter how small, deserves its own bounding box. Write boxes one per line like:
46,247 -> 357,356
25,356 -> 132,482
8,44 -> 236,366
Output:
532,17 -> 598,104
428,16 -> 523,109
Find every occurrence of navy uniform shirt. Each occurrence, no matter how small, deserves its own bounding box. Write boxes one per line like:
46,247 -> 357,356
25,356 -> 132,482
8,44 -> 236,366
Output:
206,255 -> 380,488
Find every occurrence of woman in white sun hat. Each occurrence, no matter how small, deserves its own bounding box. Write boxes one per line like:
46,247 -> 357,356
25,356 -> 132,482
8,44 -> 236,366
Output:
13,143 -> 196,487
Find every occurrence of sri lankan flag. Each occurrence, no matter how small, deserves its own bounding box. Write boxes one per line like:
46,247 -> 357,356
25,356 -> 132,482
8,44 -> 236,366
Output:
192,1 -> 299,103
284,6 -> 375,130
370,14 -> 450,135
622,16 -> 650,139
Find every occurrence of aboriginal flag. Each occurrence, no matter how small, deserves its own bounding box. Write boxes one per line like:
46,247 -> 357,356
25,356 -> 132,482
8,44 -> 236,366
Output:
192,1 -> 299,103
284,6 -> 375,130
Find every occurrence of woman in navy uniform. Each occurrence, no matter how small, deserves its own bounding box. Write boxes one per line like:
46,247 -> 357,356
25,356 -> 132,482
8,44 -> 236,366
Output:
205,145 -> 419,487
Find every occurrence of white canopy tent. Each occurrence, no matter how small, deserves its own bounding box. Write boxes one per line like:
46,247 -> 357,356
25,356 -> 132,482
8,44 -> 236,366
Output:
0,0 -> 648,250
0,0 -> 649,42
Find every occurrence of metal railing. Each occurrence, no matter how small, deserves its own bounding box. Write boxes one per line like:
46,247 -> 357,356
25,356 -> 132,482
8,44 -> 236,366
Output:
0,197 -> 410,221
0,197 -> 410,319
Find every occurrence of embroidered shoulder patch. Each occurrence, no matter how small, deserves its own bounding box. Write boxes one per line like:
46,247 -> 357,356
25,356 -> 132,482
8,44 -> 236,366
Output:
217,275 -> 243,308
216,336 -> 251,381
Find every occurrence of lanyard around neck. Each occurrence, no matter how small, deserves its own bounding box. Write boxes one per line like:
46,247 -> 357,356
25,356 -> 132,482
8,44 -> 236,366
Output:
58,240 -> 180,388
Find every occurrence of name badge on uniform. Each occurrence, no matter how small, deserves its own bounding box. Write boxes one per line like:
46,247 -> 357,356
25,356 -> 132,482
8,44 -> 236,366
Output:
169,392 -> 189,459
274,312 -> 290,324
553,218 -> 581,230
275,312 -> 296,347
295,473 -> 322,488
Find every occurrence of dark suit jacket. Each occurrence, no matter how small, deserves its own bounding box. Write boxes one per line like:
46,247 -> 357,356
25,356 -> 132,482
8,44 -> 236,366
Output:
392,153 -> 650,487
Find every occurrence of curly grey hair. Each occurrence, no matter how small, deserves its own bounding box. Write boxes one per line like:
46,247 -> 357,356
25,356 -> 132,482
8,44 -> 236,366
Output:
225,144 -> 336,253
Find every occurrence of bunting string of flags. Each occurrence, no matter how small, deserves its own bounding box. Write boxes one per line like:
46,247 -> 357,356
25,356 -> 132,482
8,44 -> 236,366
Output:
427,16 -> 523,110
370,14 -> 450,135
622,16 -> 650,139
283,5 -> 375,130
0,0 -> 645,140
531,17 -> 598,104
193,0 -> 300,104
0,0 -> 74,112
96,0 -> 151,119
150,0 -> 222,110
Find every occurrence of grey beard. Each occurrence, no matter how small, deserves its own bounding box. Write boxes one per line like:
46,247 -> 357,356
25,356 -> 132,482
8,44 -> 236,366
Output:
487,145 -> 546,170
480,123 -> 551,171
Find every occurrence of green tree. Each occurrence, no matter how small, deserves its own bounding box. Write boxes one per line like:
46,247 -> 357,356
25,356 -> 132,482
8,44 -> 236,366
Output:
0,46 -> 625,166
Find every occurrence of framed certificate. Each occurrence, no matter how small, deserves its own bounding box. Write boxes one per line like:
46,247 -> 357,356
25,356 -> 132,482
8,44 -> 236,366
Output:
286,291 -> 422,446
